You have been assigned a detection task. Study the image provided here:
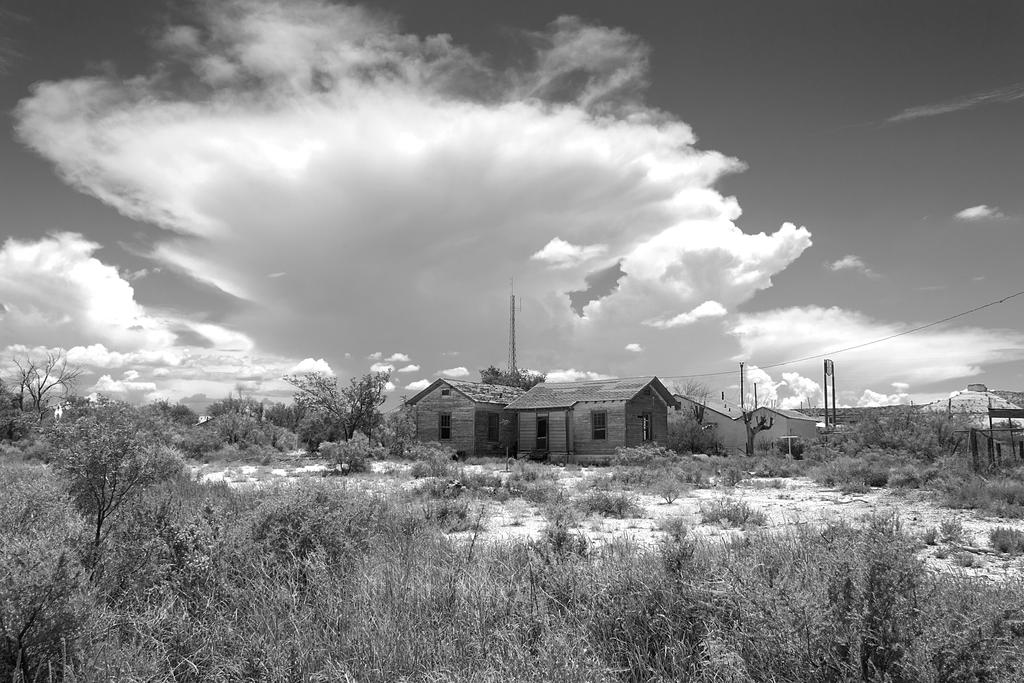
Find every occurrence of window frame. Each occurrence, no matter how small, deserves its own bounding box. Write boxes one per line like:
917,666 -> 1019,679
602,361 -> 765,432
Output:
591,410 -> 607,440
438,412 -> 452,440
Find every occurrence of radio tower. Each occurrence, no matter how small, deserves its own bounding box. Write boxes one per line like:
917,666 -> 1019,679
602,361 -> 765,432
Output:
507,280 -> 517,373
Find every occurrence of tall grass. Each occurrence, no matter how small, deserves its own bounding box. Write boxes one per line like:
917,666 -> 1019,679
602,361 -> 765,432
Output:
4,466 -> 1024,681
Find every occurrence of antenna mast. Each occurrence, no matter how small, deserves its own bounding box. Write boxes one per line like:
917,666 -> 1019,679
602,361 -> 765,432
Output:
507,279 -> 517,373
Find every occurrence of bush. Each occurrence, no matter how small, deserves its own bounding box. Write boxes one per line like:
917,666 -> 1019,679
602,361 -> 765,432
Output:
576,490 -> 642,518
319,438 -> 383,474
809,454 -> 892,492
409,454 -> 457,479
774,437 -> 805,458
989,527 -> 1024,554
666,411 -> 722,455
0,464 -> 93,681
942,474 -> 1024,517
700,497 -> 766,527
421,499 -> 482,533
939,517 -> 967,544
612,443 -> 675,467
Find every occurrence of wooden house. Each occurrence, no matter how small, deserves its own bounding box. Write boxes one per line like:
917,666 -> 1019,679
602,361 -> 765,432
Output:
504,377 -> 679,462
404,379 -> 524,457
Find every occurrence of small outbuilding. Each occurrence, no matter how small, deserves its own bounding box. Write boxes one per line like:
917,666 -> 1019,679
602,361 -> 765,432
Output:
505,376 -> 679,462
404,379 -> 524,457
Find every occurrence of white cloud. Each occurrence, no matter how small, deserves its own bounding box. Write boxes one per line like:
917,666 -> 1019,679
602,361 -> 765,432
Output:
289,357 -> 334,375
645,300 -> 727,329
857,388 -> 910,407
12,0 -> 813,373
955,204 -> 1005,221
385,352 -> 411,362
887,82 -> 1024,124
828,254 -> 879,278
384,381 -> 396,393
91,374 -> 159,401
369,362 -> 395,373
778,372 -> 823,410
123,369 -> 140,381
367,352 -> 383,361
731,306 -> 1024,388
891,381 -> 910,391
545,368 -> 614,383
531,237 -> 608,269
404,379 -> 431,391
397,363 -> 420,373
624,343 -> 643,353
440,366 -> 469,378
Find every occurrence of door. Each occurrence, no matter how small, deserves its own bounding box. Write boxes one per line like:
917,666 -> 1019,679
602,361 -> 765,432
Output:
536,414 -> 548,451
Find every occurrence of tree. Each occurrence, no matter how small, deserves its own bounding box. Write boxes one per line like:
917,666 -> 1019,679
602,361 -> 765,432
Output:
742,410 -> 774,457
479,365 -> 545,391
0,378 -> 31,441
10,350 -> 83,421
380,406 -> 417,458
284,370 -> 391,442
50,405 -> 183,548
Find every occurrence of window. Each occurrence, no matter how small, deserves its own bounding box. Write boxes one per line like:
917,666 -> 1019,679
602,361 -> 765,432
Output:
487,413 -> 500,442
439,413 -> 452,440
641,413 -> 652,441
591,411 -> 607,440
440,388 -> 451,396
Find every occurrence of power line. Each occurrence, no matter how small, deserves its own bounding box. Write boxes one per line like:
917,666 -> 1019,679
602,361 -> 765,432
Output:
661,288 -> 1024,381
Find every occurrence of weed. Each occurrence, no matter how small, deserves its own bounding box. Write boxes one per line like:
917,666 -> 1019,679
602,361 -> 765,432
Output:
576,490 -> 642,518
658,515 -> 690,543
921,527 -> 938,546
988,526 -> 1024,555
699,497 -> 766,527
939,517 -> 967,544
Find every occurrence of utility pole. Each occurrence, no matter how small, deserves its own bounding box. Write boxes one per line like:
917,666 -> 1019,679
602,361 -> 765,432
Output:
507,279 -> 517,374
822,359 -> 830,431
739,362 -> 745,411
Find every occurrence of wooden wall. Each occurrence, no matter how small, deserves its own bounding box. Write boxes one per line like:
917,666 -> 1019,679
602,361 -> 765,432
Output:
570,401 -> 627,455
411,385 -> 477,456
624,389 -> 669,446
516,409 -> 568,454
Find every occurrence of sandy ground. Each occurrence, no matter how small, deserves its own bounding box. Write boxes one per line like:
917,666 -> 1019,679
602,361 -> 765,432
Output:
190,458 -> 1024,580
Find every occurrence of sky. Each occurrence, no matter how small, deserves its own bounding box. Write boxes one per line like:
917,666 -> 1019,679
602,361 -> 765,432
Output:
0,0 -> 1022,411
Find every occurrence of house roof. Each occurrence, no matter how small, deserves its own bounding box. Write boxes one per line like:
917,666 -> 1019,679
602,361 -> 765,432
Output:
675,395 -> 743,418
506,376 -> 678,410
405,378 -> 525,405
758,406 -> 819,422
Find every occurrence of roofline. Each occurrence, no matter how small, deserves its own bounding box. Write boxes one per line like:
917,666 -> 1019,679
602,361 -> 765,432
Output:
404,378 -> 523,406
506,376 -> 680,410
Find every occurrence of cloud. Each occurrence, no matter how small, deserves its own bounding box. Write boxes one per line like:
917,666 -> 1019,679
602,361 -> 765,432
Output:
887,82 -> 1024,124
384,381 -> 396,393
624,343 -> 643,353
385,352 -> 410,362
14,0 -> 814,381
289,357 -> 334,375
531,237 -> 608,269
369,362 -> 395,373
645,300 -> 727,329
955,204 -> 1005,221
778,372 -> 822,409
440,366 -> 469,378
545,368 -> 614,383
828,254 -> 879,278
367,352 -> 383,361
397,363 -> 420,373
857,388 -> 910,407
730,305 -> 1024,388
404,379 -> 430,391
91,374 -> 160,402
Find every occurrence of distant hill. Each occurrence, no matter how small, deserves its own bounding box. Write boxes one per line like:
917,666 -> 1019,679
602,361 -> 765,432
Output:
992,390 -> 1024,408
795,405 -> 916,427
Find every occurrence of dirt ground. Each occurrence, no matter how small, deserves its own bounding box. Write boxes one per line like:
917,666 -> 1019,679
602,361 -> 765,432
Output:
191,457 -> 1024,581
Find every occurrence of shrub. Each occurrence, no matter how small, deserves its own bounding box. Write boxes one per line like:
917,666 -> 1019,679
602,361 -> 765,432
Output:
988,527 -> 1024,554
538,502 -> 588,557
774,437 -> 805,458
421,499 -> 482,533
921,527 -> 938,545
409,454 -> 457,479
700,497 -> 766,527
576,490 -> 642,518
666,411 -> 722,455
0,464 -> 93,681
653,476 -> 685,504
658,515 -> 690,543
938,517 -> 967,544
319,438 -> 382,474
809,454 -> 891,492
942,474 -> 1024,518
612,443 -> 675,467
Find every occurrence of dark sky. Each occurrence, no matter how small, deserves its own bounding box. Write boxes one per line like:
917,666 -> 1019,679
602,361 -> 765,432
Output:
1,0 -> 1021,408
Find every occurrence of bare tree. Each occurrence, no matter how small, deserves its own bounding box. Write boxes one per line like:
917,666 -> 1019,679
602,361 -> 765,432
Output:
10,350 -> 83,421
284,370 -> 391,441
742,411 -> 773,457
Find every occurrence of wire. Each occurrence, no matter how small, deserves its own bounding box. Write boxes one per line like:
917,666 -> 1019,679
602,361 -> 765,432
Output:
660,288 -> 1024,381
